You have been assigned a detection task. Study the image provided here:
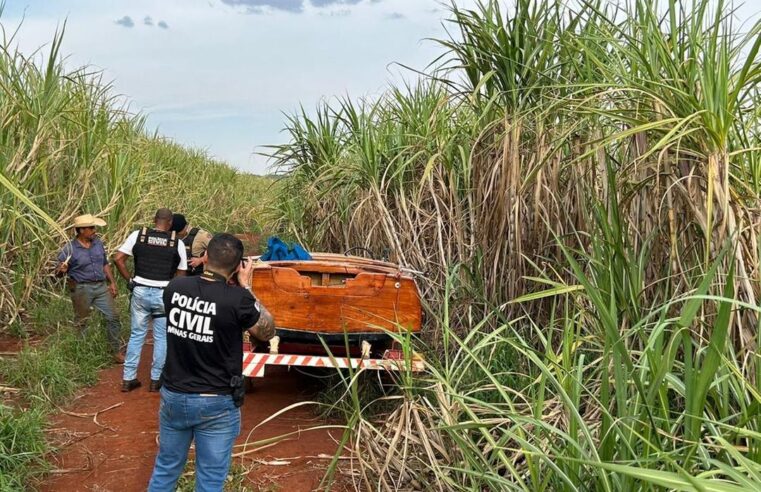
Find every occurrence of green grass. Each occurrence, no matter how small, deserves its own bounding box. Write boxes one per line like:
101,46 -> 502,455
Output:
0,404 -> 48,491
176,462 -> 258,491
310,369 -> 397,420
0,19 -> 274,488
3,0 -> 761,489
268,0 -> 761,490
321,257 -> 760,490
0,21 -> 274,330
0,220 -> 128,489
0,319 -> 114,489
0,327 -> 113,405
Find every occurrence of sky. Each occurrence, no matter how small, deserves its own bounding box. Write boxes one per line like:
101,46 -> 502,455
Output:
2,1 -> 759,175
2,0 -> 457,174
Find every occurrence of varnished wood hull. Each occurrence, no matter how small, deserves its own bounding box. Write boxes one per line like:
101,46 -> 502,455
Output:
248,255 -> 422,339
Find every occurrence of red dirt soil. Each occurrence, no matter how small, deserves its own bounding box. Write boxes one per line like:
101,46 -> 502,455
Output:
235,233 -> 264,258
0,334 -> 43,352
39,345 -> 351,492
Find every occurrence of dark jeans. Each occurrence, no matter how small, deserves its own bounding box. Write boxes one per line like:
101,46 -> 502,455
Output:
69,281 -> 121,352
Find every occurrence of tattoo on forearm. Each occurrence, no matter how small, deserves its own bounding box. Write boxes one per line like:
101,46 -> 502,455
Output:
250,307 -> 275,342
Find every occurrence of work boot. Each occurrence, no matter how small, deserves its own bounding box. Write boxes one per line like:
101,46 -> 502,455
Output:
121,379 -> 141,392
149,380 -> 162,392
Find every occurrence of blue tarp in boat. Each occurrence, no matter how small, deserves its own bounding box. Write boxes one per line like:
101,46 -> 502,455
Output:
261,236 -> 312,261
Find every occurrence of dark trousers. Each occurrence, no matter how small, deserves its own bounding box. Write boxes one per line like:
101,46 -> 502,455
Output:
69,281 -> 121,352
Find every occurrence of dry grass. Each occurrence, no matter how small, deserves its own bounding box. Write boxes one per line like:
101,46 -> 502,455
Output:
270,1 -> 761,490
0,28 -> 272,330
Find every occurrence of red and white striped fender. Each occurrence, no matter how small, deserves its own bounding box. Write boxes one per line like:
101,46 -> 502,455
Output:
242,351 -> 426,378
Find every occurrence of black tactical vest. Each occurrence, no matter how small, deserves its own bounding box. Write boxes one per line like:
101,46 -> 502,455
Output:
184,227 -> 199,257
133,228 -> 180,281
184,227 -> 203,276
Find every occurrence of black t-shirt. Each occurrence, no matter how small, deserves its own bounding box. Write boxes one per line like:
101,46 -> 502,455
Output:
162,276 -> 260,394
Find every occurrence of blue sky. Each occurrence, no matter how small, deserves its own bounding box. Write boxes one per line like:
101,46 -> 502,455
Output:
2,0 -> 455,174
3,1 -> 760,174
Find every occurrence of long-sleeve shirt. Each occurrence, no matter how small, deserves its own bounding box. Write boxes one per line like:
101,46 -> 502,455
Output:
57,238 -> 108,283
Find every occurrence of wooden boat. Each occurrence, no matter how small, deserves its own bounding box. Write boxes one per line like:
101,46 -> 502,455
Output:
246,253 -> 422,350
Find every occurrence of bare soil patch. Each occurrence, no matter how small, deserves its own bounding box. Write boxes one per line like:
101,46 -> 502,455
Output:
40,345 -> 350,492
0,333 -> 42,353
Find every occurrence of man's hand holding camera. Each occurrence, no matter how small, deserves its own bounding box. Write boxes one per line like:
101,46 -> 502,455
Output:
237,257 -> 254,287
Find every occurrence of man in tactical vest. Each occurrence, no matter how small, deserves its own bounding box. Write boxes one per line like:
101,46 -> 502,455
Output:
114,208 -> 188,392
171,213 -> 212,276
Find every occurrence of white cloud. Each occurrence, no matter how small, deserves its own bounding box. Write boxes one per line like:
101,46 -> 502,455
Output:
114,15 -> 134,28
25,0 -> 732,173
0,0 -> 460,173
221,0 -> 304,14
310,0 -> 363,7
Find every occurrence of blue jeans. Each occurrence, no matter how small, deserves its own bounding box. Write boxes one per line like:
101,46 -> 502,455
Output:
69,281 -> 121,352
123,286 -> 166,381
148,388 -> 241,492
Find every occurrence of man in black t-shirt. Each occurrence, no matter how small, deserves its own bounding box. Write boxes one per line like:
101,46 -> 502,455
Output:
148,233 -> 274,492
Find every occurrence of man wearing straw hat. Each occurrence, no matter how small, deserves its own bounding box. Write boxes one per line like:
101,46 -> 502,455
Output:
55,214 -> 123,363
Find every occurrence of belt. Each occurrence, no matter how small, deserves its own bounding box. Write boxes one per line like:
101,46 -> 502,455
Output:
133,283 -> 166,289
75,279 -> 105,284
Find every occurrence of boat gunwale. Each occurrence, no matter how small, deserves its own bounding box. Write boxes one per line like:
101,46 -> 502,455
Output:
249,254 -> 411,278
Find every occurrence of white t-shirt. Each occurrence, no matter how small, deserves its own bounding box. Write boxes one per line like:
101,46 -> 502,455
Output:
118,230 -> 188,287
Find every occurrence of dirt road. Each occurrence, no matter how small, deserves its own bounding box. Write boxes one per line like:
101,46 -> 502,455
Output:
41,344 -> 349,492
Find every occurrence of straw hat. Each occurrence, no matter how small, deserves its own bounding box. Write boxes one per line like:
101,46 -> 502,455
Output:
69,214 -> 107,229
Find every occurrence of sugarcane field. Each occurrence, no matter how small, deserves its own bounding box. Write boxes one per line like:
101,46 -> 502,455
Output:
2,0 -> 761,491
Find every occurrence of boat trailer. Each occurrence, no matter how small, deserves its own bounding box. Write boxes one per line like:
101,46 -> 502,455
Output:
242,336 -> 425,378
